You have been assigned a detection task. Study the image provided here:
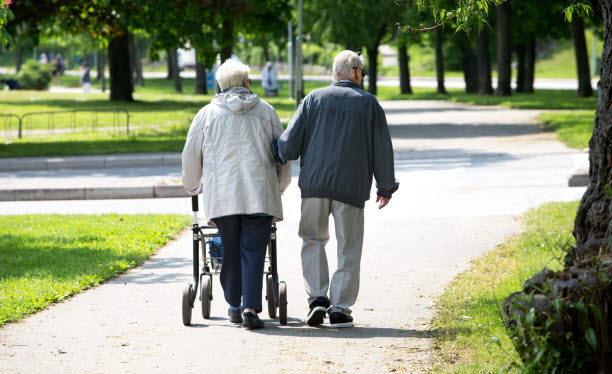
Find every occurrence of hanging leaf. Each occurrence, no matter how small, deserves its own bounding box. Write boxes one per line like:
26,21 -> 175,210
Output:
585,327 -> 597,351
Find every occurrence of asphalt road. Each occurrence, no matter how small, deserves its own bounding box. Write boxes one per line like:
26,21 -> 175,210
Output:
0,101 -> 587,373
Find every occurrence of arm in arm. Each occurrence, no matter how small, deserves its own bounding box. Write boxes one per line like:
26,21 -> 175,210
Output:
271,112 -> 292,193
274,96 -> 309,164
181,110 -> 206,195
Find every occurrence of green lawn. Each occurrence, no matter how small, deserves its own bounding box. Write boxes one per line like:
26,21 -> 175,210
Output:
0,75 -> 597,158
538,111 -> 594,149
430,201 -> 578,373
375,86 -> 597,110
0,214 -> 190,325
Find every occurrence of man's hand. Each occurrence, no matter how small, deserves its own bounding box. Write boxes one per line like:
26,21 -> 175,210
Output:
376,195 -> 390,209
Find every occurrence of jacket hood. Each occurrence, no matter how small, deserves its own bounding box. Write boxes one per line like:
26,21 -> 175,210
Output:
213,87 -> 259,115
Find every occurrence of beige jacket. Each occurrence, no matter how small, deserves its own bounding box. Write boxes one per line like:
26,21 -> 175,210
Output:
181,87 -> 291,224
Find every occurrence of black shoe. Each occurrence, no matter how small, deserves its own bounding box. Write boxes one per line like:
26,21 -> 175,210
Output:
228,308 -> 243,323
306,296 -> 331,326
329,312 -> 354,328
242,312 -> 264,329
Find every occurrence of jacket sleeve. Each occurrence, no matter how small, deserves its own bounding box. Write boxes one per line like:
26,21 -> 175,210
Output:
372,101 -> 399,198
181,109 -> 206,195
271,111 -> 292,193
275,96 -> 309,164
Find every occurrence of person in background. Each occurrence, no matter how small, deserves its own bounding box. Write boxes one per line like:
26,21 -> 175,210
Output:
52,55 -> 64,86
182,59 -> 291,329
0,78 -> 20,90
80,61 -> 91,93
261,61 -> 278,97
275,50 -> 399,328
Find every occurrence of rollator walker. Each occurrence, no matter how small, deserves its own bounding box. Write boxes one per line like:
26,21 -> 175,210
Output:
181,195 -> 288,325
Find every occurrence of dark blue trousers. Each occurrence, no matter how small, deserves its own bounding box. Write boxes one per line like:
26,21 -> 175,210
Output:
213,215 -> 273,313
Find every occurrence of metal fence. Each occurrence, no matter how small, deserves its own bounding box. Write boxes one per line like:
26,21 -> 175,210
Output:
0,109 -> 130,139
0,114 -> 21,138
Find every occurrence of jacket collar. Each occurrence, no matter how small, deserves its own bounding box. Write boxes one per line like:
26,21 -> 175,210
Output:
331,81 -> 362,90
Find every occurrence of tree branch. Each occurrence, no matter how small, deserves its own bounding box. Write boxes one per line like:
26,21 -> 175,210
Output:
396,22 -> 442,33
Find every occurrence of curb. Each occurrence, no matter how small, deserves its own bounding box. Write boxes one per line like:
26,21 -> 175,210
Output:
0,153 -> 182,172
0,185 -> 188,201
568,173 -> 589,187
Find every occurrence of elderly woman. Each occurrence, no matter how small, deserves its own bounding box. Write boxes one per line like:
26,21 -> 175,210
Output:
182,59 -> 291,329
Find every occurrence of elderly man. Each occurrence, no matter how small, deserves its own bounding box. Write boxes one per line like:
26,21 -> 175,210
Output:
275,50 -> 399,328
182,59 -> 291,329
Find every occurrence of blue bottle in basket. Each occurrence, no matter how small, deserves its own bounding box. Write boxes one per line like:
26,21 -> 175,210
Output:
205,236 -> 223,266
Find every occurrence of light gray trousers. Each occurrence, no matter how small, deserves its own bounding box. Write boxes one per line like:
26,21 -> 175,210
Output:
299,197 -> 364,315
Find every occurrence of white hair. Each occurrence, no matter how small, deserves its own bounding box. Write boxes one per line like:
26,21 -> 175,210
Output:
332,50 -> 365,81
215,59 -> 250,91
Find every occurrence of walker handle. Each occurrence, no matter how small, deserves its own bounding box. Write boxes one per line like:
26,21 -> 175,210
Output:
191,195 -> 199,212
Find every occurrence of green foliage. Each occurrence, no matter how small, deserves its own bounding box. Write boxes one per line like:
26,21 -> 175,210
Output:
0,214 -> 190,325
412,0 -> 508,33
564,1 -> 593,22
16,59 -> 53,89
0,0 -> 14,46
431,201 -> 579,373
504,299 -> 601,373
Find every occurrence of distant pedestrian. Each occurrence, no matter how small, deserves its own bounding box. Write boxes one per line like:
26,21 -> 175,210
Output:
52,56 -> 64,86
0,78 -> 20,90
262,61 -> 278,97
275,50 -> 399,328
80,61 -> 91,93
182,59 -> 291,330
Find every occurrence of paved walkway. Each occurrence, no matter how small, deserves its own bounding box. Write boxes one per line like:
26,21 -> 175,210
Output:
0,101 -> 587,373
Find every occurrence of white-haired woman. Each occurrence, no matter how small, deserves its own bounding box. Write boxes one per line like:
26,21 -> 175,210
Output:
182,59 -> 291,329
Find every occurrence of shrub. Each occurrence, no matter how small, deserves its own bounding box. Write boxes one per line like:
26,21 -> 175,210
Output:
17,59 -> 53,89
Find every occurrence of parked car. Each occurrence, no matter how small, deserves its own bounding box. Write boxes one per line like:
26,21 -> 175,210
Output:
177,48 -> 196,70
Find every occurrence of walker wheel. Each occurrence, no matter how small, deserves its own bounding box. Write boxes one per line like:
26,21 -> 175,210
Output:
279,281 -> 288,325
266,276 -> 277,319
201,276 -> 212,319
182,283 -> 193,326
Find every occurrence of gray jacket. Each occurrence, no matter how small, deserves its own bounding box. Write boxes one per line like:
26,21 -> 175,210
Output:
276,81 -> 398,208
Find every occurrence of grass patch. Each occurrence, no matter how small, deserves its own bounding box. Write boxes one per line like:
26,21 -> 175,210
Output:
538,111 -> 594,149
375,86 -> 597,110
431,201 -> 579,373
0,214 -> 190,325
0,76 -> 597,158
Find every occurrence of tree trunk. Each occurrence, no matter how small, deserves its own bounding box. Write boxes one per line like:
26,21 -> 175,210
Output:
496,2 -> 512,96
166,52 -> 174,80
262,44 -> 270,65
194,57 -> 207,95
524,38 -> 536,93
108,32 -> 134,102
167,48 -> 182,93
460,40 -> 478,94
435,27 -> 447,94
398,43 -> 412,94
15,45 -> 23,74
572,16 -> 594,97
516,43 -> 526,93
129,33 -> 144,87
97,50 -> 106,93
573,0 -> 612,247
220,18 -> 234,62
477,29 -> 494,95
366,45 -> 379,95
